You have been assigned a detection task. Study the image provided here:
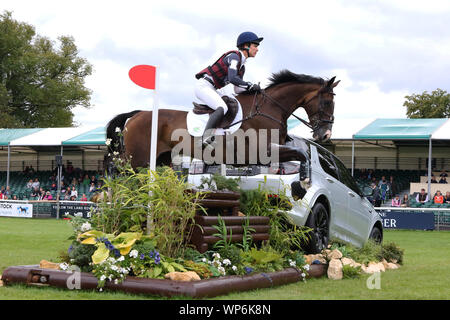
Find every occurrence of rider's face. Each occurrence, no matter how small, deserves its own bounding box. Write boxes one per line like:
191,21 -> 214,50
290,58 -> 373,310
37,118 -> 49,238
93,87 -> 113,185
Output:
247,43 -> 259,58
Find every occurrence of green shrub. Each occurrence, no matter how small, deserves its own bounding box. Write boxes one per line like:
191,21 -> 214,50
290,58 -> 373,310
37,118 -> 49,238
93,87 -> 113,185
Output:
380,242 -> 404,265
66,241 -> 96,272
342,265 -> 362,279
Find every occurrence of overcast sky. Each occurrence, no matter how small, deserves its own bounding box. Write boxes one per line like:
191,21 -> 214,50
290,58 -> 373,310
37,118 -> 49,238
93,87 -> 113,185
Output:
3,0 -> 450,129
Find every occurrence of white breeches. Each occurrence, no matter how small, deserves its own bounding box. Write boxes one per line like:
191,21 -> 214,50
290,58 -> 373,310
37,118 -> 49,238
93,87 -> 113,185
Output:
194,78 -> 228,114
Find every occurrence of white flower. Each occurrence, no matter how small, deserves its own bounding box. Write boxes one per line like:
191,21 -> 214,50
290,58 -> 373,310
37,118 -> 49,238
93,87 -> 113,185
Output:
80,222 -> 92,232
99,288 -> 103,292
129,250 -> 138,258
289,261 -> 296,267
105,138 -> 112,146
218,266 -> 226,275
304,264 -> 310,271
117,255 -> 125,262
100,275 -> 106,281
115,127 -> 121,133
223,259 -> 231,266
201,258 -> 207,263
212,252 -> 220,259
114,279 -> 119,284
232,265 -> 237,271
111,265 -> 118,271
301,273 -> 306,278
59,263 -> 69,270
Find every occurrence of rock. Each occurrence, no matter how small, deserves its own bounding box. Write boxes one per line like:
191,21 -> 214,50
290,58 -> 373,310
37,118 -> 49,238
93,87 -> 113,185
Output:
238,211 -> 246,217
386,262 -> 399,270
305,254 -> 327,265
341,257 -> 360,268
164,271 -> 201,282
327,259 -> 343,280
327,249 -> 343,260
362,262 -> 385,274
40,260 -> 61,270
0,274 -> 3,287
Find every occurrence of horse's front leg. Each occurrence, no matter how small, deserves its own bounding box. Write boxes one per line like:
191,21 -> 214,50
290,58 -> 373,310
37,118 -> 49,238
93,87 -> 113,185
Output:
269,144 -> 311,182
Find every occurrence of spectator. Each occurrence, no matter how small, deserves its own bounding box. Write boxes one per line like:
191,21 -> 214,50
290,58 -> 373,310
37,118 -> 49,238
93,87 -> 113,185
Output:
12,195 -> 18,200
60,181 -> 66,194
90,175 -> 98,186
80,193 -> 88,201
38,188 -> 46,200
30,187 -> 39,198
445,191 -> 450,203
70,195 -> 77,201
388,176 -> 397,198
50,183 -> 57,191
434,191 -> 444,204
43,191 -> 53,200
4,186 -> 11,197
82,174 -> 90,187
64,187 -> 72,200
439,176 -> 448,184
416,188 -> 429,204
378,176 -> 390,201
0,186 -> 5,194
429,175 -> 438,183
370,183 -> 382,207
401,194 -> 410,207
26,179 -> 33,190
31,178 -> 40,190
439,170 -> 448,178
0,193 -> 4,200
70,187 -> 78,200
391,195 -> 401,207
89,182 -> 96,193
66,162 -> 74,175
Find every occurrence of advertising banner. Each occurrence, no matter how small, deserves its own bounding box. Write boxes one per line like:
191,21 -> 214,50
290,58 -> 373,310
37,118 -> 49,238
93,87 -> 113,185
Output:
0,202 -> 33,218
378,210 -> 435,230
50,202 -> 96,219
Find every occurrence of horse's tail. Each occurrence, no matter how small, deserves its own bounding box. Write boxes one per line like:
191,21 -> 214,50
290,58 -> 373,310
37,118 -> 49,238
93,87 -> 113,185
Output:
105,110 -> 141,175
106,110 -> 142,153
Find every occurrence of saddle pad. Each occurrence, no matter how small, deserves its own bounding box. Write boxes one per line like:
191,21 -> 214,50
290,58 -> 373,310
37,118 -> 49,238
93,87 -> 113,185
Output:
186,95 -> 243,137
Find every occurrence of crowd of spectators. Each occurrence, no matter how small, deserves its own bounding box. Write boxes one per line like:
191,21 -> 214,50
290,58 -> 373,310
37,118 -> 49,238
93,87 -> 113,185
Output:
357,168 -> 450,208
1,162 -> 104,202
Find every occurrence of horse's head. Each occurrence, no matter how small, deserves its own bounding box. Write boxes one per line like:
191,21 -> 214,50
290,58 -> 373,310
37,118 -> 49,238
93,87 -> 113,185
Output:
303,77 -> 340,143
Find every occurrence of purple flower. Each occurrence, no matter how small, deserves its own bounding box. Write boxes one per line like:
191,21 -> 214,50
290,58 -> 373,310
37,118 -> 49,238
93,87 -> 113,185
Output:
140,253 -> 145,260
68,245 -> 73,254
244,267 -> 254,274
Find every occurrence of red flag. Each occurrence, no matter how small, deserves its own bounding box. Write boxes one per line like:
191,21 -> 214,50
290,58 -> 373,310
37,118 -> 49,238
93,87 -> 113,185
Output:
129,65 -> 156,90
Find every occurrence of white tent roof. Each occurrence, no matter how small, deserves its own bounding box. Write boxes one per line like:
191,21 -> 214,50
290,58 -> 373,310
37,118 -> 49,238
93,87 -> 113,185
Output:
431,119 -> 450,140
288,117 -> 376,140
10,126 -> 97,146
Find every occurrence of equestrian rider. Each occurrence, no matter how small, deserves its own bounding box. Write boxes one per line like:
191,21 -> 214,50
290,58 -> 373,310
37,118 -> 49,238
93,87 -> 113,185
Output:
194,31 -> 263,148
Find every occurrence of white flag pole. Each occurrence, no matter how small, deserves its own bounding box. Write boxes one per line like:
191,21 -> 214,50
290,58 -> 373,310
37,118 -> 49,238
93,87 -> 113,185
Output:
149,66 -> 159,172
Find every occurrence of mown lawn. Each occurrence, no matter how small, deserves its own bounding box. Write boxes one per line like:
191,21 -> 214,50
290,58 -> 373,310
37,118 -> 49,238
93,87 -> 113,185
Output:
1,217 -> 449,300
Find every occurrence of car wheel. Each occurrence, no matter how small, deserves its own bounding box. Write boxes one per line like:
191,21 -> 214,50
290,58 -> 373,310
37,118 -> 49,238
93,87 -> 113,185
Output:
304,202 -> 329,254
369,226 -> 383,244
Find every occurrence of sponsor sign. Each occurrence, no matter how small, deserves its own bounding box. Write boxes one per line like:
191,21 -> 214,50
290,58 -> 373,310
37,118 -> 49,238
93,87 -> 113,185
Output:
377,210 -> 435,230
0,202 -> 33,218
51,202 -> 96,219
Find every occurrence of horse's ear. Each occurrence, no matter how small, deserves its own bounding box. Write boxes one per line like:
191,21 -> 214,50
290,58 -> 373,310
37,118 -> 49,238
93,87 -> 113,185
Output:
332,80 -> 340,88
327,76 -> 336,87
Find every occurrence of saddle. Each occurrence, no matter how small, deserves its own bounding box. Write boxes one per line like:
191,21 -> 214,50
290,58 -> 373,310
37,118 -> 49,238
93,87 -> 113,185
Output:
192,96 -> 238,129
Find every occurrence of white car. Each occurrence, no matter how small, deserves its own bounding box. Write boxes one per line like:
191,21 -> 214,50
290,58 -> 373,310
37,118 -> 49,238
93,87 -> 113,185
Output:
187,136 -> 383,254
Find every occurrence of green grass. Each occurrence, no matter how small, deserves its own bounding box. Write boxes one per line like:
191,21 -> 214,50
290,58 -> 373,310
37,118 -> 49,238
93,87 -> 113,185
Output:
1,217 -> 450,300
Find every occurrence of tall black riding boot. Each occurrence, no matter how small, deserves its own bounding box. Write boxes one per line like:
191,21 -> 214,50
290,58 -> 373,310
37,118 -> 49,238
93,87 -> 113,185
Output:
202,107 -> 224,148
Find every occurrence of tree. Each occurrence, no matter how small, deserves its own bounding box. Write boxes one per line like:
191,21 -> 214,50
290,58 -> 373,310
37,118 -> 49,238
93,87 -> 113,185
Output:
0,11 -> 92,128
404,88 -> 450,118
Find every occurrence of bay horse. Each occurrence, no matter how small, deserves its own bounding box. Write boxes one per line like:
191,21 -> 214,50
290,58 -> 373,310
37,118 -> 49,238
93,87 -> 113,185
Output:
106,70 -> 339,169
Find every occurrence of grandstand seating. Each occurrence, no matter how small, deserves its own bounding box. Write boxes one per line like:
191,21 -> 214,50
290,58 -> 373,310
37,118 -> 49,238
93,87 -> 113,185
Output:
0,170 -> 102,201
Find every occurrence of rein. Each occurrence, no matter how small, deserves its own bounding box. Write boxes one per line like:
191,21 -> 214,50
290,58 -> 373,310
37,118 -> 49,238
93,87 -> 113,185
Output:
224,86 -> 334,133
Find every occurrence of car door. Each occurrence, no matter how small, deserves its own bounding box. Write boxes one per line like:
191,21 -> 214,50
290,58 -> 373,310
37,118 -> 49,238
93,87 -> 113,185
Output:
332,154 -> 372,246
315,147 -> 350,241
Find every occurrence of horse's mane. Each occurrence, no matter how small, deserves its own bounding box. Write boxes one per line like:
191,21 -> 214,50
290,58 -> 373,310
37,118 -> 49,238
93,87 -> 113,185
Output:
265,69 -> 325,89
